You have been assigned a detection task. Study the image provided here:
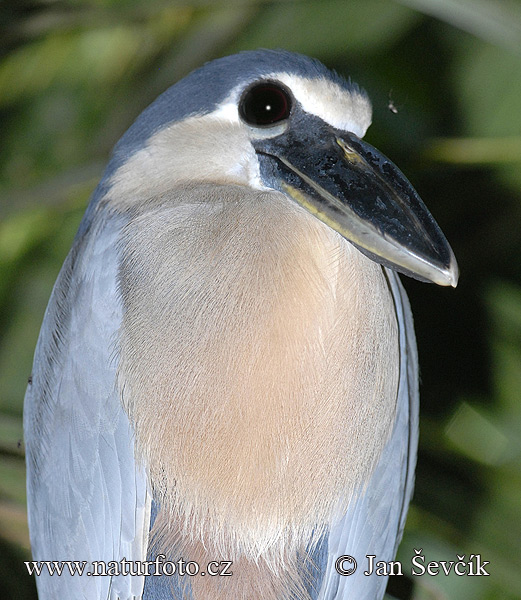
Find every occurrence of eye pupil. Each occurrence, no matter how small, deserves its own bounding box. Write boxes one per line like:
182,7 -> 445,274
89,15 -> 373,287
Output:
239,83 -> 292,127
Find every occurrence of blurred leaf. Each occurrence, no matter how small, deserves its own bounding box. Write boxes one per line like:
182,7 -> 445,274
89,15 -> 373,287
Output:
424,136 -> 521,165
0,414 -> 24,457
0,456 -> 26,506
0,503 -> 30,551
0,208 -> 54,265
227,0 -> 421,57
396,0 -> 521,52
452,41 -> 521,139
0,7 -> 193,108
445,401 -> 512,465
486,282 -> 521,426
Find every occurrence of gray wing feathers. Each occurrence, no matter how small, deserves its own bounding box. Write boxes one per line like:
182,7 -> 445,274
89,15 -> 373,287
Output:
317,269 -> 419,600
24,214 -> 150,600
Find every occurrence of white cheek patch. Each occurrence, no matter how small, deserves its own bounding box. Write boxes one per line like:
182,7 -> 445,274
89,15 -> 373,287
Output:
105,114 -> 265,209
211,100 -> 241,123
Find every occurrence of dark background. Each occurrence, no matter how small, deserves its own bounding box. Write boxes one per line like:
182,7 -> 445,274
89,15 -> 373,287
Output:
1,1 -> 520,599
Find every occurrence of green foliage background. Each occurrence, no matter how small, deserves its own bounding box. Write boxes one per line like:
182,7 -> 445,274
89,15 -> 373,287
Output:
1,1 -> 520,598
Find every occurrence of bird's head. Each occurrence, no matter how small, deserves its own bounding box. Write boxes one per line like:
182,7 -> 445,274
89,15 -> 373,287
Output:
103,49 -> 458,287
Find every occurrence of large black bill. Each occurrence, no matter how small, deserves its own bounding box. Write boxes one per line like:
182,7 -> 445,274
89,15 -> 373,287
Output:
255,123 -> 458,287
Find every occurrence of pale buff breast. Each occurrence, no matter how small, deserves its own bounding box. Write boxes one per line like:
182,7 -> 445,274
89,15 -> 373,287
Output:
116,183 -> 399,581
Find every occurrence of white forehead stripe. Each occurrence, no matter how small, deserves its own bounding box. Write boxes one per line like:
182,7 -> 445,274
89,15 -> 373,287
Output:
213,73 -> 372,138
276,73 -> 372,137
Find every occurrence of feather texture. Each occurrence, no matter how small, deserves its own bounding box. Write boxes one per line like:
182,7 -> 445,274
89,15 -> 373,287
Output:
24,212 -> 151,600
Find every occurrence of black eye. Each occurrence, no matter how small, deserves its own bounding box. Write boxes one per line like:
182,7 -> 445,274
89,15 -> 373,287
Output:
239,82 -> 292,127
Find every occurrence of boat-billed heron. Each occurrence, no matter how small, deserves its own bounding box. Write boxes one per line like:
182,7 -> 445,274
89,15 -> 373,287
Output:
24,50 -> 458,600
